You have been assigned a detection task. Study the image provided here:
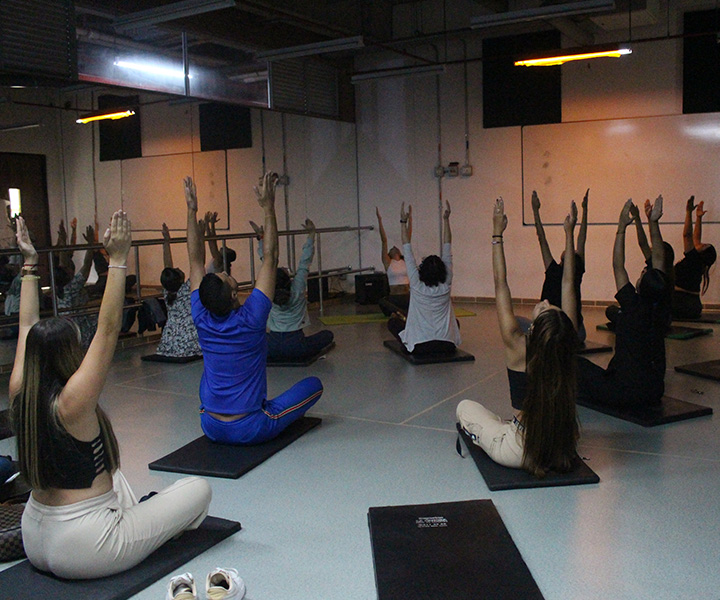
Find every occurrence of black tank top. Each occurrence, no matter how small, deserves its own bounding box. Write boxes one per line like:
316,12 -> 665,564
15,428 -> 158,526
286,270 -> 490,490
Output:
507,368 -> 528,411
42,428 -> 110,489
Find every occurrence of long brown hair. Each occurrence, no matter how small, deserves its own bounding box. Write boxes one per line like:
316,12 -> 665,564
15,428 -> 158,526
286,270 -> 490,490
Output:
522,309 -> 579,478
10,317 -> 119,489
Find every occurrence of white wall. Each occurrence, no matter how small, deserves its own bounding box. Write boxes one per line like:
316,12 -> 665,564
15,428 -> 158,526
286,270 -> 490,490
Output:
354,31 -> 719,304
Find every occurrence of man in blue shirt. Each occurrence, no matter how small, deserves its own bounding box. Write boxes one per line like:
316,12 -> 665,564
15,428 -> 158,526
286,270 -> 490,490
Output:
185,173 -> 323,444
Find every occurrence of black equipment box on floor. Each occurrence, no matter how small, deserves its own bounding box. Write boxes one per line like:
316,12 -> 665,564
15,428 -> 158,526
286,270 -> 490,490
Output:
355,273 -> 389,304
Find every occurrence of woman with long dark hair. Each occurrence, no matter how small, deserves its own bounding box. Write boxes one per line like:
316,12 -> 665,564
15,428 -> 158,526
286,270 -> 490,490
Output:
457,198 -> 579,477
10,212 -> 211,579
672,196 -> 716,320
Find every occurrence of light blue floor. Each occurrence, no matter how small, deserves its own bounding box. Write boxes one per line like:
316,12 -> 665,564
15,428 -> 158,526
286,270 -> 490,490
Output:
1,302 -> 718,600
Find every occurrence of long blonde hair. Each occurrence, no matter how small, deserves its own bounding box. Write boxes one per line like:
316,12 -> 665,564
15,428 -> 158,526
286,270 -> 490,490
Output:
10,317 -> 119,489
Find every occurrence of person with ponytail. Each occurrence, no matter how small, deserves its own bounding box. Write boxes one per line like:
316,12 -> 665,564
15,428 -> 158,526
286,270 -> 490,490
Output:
156,222 -> 202,359
457,198 -> 579,477
10,212 -> 211,579
672,196 -> 716,320
250,217 -> 333,361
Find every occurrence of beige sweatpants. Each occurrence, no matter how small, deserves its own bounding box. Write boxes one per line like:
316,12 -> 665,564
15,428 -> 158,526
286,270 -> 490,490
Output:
21,470 -> 212,579
456,400 -> 525,469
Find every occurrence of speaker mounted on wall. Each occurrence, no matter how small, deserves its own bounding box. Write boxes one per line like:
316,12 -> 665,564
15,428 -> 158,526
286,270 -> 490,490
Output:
199,103 -> 252,152
683,9 -> 720,114
98,94 -> 142,162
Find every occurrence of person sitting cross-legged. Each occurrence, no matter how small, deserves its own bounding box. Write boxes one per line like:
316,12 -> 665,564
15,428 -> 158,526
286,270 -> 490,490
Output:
250,217 -> 333,362
387,201 -> 460,356
186,173 -> 324,445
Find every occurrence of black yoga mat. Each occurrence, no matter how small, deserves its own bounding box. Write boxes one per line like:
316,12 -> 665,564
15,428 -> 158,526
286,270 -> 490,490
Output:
672,310 -> 720,324
267,342 -> 335,367
596,323 -> 713,340
0,516 -> 241,600
576,395 -> 712,426
675,358 -> 720,381
576,340 -> 613,355
140,354 -> 203,363
0,409 -> 12,440
149,416 -> 322,478
456,424 -> 599,491
383,339 -> 475,364
368,499 -> 544,600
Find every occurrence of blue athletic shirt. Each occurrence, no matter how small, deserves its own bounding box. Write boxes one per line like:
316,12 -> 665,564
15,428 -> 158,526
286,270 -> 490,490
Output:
191,288 -> 272,415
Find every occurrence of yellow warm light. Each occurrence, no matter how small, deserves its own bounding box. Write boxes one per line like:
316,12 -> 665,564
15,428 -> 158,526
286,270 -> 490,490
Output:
515,48 -> 631,67
75,110 -> 136,124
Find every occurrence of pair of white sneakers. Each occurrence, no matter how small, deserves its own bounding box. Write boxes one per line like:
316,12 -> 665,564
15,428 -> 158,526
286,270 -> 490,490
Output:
166,568 -> 246,600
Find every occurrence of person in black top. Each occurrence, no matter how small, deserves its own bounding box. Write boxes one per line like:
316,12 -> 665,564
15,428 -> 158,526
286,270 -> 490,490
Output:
577,197 -> 669,410
672,196 -> 716,320
531,189 -> 588,343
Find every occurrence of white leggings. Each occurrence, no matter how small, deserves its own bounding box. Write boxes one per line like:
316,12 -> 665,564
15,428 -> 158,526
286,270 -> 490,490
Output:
21,471 -> 212,579
456,400 -> 525,469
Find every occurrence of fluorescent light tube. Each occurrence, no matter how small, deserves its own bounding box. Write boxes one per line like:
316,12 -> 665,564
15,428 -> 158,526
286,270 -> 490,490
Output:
76,109 -> 136,124
470,0 -> 615,28
114,60 -> 191,79
256,36 -> 364,61
515,47 -> 631,66
114,0 -> 236,31
351,64 -> 445,83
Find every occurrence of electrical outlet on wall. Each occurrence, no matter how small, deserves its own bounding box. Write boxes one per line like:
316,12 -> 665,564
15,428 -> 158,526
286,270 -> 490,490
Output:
433,165 -> 445,178
460,164 -> 473,177
277,174 -> 290,185
447,162 -> 459,177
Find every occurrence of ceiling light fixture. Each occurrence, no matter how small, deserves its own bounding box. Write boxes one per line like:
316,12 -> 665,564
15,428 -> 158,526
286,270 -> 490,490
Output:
256,36 -> 364,62
0,122 -> 41,132
470,0 -> 615,28
114,60 -> 192,80
76,109 -> 136,124
351,63 -> 445,83
515,47 -> 631,67
114,0 -> 236,31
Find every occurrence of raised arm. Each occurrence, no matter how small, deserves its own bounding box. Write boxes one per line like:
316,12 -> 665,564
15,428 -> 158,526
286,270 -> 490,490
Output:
185,177 -> 206,291
492,199 -> 524,369
531,191 -> 554,270
293,219 -> 316,292
376,207 -> 390,270
253,172 -> 279,300
613,200 -> 633,292
576,189 -> 589,260
694,200 -> 706,251
58,211 -> 131,424
407,204 -> 413,242
8,217 -> 40,400
204,211 -> 223,271
562,202 -> 578,331
682,196 -> 695,253
630,202 -> 651,261
78,225 -> 95,281
442,201 -> 451,245
56,219 -> 73,271
400,203 -> 410,246
648,195 -> 666,272
249,220 -> 264,261
162,222 -> 173,269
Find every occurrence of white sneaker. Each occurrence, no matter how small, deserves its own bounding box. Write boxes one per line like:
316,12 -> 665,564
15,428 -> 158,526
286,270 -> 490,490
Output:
166,572 -> 197,600
205,567 -> 246,600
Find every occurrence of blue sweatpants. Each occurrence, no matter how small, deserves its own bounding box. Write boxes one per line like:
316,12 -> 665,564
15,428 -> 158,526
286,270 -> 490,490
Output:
200,376 -> 323,445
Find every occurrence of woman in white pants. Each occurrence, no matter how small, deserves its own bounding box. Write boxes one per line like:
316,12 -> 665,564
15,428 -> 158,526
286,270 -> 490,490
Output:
457,198 -> 579,477
10,212 -> 211,579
